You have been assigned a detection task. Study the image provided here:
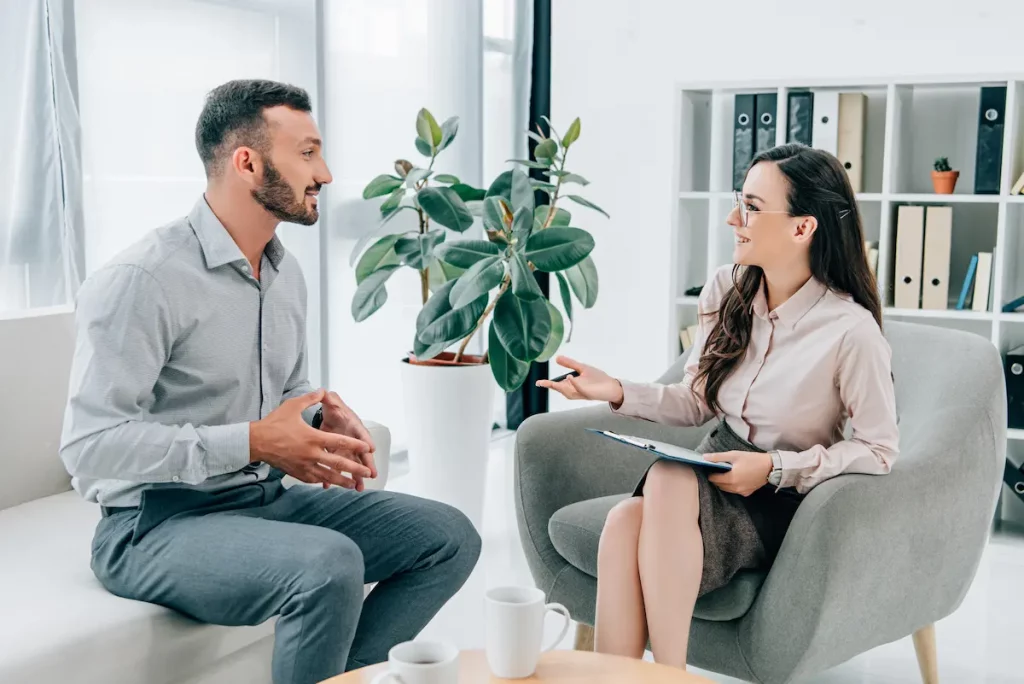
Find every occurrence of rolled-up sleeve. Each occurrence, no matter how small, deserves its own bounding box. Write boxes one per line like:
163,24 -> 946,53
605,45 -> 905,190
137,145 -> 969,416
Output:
775,317 -> 899,493
59,265 -> 251,484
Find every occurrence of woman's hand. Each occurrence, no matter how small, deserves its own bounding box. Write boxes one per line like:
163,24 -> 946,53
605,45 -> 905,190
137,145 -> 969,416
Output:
706,451 -> 773,497
536,356 -> 625,405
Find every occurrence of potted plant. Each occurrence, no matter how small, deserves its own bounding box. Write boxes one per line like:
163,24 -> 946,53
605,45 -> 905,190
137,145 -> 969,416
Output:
350,108 -> 607,525
931,156 -> 959,194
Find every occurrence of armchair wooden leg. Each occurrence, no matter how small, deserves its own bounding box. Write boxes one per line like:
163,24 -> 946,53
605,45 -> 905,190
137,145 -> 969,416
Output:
912,623 -> 938,684
574,622 -> 595,652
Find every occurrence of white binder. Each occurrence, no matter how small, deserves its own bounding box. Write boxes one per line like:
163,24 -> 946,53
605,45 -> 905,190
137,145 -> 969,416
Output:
811,90 -> 840,154
894,205 -> 925,309
837,93 -> 867,193
921,206 -> 952,310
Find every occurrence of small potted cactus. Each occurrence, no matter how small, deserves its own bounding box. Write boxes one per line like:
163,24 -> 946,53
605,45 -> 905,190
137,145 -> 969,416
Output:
931,156 -> 960,194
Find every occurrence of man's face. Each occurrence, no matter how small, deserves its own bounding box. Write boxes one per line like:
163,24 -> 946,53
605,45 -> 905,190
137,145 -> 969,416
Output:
251,105 -> 332,225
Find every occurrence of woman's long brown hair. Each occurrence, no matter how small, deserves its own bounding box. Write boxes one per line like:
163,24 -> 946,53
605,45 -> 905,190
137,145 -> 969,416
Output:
692,144 -> 883,415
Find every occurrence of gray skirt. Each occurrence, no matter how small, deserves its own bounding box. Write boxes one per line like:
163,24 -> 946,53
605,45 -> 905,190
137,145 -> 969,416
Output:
632,420 -> 804,598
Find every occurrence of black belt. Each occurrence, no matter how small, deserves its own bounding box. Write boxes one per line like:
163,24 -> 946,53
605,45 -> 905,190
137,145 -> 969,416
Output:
100,505 -> 138,518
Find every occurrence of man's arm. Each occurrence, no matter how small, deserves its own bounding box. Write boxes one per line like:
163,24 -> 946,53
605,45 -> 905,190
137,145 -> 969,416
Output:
59,265 -> 251,484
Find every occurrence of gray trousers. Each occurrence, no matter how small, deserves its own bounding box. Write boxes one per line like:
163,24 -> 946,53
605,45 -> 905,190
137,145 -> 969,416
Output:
90,472 -> 481,684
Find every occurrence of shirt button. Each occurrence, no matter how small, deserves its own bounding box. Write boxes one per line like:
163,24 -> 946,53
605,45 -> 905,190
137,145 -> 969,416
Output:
172,476 -> 180,483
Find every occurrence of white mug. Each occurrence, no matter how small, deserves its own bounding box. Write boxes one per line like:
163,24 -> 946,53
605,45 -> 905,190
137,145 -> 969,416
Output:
370,641 -> 459,684
485,586 -> 571,678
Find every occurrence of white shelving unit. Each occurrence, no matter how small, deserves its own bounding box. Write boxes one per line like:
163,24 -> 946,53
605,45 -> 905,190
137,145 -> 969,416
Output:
669,74 -> 1024,524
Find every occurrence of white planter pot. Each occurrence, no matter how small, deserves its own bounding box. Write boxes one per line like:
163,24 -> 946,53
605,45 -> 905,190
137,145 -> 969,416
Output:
400,357 -> 496,530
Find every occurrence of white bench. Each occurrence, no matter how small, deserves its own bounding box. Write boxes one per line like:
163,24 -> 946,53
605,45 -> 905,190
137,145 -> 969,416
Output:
0,309 -> 391,684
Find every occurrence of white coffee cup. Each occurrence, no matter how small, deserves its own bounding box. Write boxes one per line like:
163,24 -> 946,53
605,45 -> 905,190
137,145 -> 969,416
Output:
370,641 -> 459,684
485,586 -> 571,679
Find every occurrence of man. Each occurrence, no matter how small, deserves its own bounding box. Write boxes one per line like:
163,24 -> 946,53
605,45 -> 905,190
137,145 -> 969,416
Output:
60,79 -> 481,684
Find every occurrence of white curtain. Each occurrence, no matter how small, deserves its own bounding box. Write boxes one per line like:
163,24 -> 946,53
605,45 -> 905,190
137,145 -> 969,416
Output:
322,0 -> 533,450
73,0 -> 324,382
0,0 -> 83,315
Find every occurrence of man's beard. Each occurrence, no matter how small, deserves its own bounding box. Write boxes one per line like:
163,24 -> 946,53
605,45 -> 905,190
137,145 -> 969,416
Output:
251,156 -> 319,225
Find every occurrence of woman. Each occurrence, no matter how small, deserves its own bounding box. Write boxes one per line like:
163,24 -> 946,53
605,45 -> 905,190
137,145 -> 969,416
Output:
538,143 -> 899,669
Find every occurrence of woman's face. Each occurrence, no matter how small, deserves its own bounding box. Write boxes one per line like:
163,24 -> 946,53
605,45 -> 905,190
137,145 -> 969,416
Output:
728,161 -> 809,269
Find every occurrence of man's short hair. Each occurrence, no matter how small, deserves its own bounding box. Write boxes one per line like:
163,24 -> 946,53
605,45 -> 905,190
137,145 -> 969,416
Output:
195,79 -> 312,177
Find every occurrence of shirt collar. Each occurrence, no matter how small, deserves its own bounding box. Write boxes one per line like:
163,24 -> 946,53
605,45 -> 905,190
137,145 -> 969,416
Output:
188,195 -> 286,271
752,273 -> 828,328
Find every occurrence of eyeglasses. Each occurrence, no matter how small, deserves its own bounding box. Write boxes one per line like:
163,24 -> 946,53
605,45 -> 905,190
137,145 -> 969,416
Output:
733,191 -> 852,227
733,192 -> 791,228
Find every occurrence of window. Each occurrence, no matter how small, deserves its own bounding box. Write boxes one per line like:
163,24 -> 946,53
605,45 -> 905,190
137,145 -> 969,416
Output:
0,0 -> 82,315
323,0 -> 531,449
74,0 -> 323,381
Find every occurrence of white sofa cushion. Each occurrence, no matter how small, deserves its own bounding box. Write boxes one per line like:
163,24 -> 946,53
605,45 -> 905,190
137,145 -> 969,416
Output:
0,491 -> 276,684
0,309 -> 76,510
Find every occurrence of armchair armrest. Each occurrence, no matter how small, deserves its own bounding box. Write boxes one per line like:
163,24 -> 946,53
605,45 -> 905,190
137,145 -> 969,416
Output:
364,420 -> 391,490
514,404 -> 712,590
739,403 -> 1004,683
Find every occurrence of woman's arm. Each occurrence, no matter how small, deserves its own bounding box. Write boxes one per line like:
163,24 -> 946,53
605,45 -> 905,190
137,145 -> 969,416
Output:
609,273 -> 725,427
773,316 -> 900,494
610,344 -> 715,427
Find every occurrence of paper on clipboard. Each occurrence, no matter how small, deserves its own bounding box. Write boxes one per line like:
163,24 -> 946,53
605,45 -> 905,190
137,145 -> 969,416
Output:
585,428 -> 732,472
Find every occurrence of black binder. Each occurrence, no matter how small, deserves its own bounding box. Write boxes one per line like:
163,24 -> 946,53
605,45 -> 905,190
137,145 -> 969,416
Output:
754,93 -> 778,156
732,94 -> 755,191
786,91 -> 814,146
974,85 -> 1006,194
1007,346 -> 1024,429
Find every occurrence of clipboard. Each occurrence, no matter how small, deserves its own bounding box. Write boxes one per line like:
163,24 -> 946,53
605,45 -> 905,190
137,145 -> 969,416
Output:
585,428 -> 732,472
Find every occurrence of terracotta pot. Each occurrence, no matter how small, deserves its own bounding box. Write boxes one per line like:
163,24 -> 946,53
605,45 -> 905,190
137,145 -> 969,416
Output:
406,351 -> 486,367
931,170 -> 960,194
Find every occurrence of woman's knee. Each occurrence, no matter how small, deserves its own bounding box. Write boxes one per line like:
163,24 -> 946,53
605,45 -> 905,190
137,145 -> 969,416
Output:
602,498 -> 643,542
642,461 -> 698,511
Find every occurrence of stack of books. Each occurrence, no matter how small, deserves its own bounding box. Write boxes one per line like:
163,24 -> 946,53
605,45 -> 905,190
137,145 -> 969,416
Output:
679,324 -> 700,352
954,251 -> 995,311
864,240 -> 879,279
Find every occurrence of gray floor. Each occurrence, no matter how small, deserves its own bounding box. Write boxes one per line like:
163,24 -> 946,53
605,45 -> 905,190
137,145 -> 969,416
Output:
386,432 -> 1024,683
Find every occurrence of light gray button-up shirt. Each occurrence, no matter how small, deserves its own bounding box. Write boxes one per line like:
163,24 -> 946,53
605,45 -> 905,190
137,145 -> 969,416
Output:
60,196 -> 315,508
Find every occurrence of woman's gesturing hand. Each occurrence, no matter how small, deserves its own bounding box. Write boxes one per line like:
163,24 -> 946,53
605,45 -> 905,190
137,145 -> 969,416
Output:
536,356 -> 625,406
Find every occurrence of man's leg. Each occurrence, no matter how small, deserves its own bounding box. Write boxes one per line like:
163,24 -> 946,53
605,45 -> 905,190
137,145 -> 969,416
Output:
92,508 -> 365,684
260,485 -> 482,670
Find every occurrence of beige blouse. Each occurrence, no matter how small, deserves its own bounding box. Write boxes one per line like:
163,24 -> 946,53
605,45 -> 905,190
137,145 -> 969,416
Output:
612,264 -> 899,494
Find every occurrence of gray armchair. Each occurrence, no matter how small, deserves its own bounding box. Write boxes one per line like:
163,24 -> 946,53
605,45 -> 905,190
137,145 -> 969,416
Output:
514,320 -> 1005,683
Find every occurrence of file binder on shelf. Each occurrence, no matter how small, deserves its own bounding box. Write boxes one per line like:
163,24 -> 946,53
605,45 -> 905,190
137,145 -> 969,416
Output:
974,86 -> 1006,195
893,205 -> 925,309
786,91 -> 814,146
837,93 -> 867,193
754,93 -> 778,156
732,94 -> 755,191
811,90 -> 839,155
921,206 -> 952,310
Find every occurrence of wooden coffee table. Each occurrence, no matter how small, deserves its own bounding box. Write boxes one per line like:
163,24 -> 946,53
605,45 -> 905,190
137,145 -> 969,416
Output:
322,649 -> 714,682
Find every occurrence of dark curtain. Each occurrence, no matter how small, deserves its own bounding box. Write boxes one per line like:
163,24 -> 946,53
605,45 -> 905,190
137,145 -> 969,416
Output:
505,0 -> 551,430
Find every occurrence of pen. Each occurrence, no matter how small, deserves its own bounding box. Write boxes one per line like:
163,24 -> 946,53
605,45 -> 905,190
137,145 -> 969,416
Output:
550,370 -> 580,383
599,430 -> 656,450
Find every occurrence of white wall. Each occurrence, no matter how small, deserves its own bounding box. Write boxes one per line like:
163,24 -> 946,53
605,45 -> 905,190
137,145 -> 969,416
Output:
548,0 -> 1024,405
